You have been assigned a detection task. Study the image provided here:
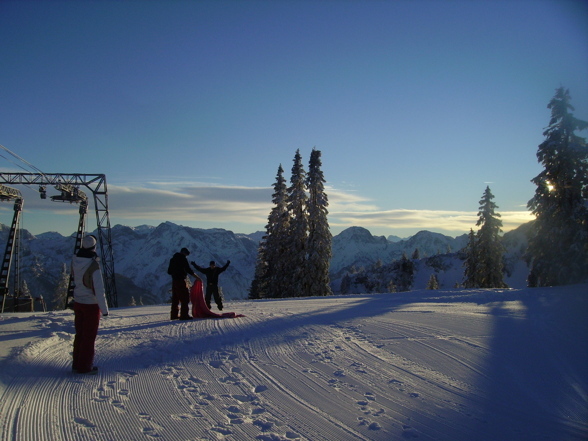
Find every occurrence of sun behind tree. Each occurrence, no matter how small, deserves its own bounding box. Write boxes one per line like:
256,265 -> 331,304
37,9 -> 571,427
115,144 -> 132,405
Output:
526,87 -> 588,287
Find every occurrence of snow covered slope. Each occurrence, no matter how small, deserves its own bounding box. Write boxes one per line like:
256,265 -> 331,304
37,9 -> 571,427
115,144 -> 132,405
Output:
1,284 -> 586,440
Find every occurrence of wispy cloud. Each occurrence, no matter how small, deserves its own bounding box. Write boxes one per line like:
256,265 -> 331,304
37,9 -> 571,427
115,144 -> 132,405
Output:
107,184 -> 273,225
327,187 -> 534,234
329,208 -> 534,235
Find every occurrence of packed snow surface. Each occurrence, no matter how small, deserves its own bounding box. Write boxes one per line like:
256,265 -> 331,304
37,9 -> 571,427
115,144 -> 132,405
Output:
1,285 -> 587,441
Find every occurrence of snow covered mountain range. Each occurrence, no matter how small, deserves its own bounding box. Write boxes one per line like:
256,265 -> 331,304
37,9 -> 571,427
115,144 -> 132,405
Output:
0,221 -> 531,307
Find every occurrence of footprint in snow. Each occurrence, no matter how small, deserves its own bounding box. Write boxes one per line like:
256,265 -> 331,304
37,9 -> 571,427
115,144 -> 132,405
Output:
358,418 -> 381,431
226,405 -> 242,413
375,408 -> 386,416
402,425 -> 419,438
253,418 -> 274,432
219,350 -> 239,361
365,392 -> 376,401
229,415 -> 245,424
199,392 -> 215,402
254,385 -> 268,393
187,375 -> 205,384
220,375 -> 241,385
73,417 -> 96,428
142,427 -> 160,438
170,411 -> 203,420
328,379 -> 340,389
209,360 -> 224,368
210,426 -> 232,435
111,399 -> 126,412
117,370 -> 138,380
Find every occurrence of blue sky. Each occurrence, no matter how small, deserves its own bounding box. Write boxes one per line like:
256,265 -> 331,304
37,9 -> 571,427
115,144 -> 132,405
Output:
1,0 -> 587,239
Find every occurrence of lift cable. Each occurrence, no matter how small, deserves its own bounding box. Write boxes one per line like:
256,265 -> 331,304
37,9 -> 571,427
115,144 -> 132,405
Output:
0,144 -> 48,176
0,144 -> 52,196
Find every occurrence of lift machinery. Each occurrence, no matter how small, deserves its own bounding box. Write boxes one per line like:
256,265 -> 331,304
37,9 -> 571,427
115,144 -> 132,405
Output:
0,173 -> 118,309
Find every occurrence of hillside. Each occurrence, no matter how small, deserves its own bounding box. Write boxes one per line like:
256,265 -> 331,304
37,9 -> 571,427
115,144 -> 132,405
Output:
0,222 -> 531,308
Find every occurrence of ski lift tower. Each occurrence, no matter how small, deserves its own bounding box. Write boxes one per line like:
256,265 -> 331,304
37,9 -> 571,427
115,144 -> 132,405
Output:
0,184 -> 23,313
0,173 -> 118,308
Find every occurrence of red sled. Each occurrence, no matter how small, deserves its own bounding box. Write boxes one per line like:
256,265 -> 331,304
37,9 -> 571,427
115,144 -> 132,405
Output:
190,280 -> 244,319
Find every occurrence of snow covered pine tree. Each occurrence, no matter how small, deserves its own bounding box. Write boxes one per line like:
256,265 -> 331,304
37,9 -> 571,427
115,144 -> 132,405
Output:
526,87 -> 588,286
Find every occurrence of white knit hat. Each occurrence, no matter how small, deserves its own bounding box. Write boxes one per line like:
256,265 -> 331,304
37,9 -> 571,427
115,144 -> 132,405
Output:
82,235 -> 97,249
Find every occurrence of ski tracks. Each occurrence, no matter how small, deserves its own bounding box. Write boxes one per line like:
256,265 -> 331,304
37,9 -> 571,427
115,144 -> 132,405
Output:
1,294 -> 586,441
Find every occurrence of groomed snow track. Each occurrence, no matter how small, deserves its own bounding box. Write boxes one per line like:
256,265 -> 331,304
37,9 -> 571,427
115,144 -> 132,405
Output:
1,287 -> 587,440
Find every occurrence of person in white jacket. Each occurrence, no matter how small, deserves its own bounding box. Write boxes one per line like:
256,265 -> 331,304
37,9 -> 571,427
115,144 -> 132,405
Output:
71,235 -> 109,374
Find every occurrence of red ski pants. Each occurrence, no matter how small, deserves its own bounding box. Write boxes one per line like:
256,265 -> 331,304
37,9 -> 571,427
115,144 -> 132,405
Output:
73,302 -> 101,372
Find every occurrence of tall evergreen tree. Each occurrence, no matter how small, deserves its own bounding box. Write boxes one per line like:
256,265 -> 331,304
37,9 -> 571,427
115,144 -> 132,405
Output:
283,150 -> 309,297
306,148 -> 332,296
396,252 -> 414,292
248,250 -> 265,300
475,186 -> 507,288
250,164 -> 290,298
527,87 -> 588,286
462,229 -> 479,288
426,274 -> 439,290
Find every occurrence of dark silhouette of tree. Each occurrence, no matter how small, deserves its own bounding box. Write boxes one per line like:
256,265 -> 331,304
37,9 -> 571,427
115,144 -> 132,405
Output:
426,274 -> 439,290
306,148 -> 332,296
476,186 -> 507,288
527,87 -> 588,286
462,229 -> 479,288
250,164 -> 290,299
463,186 -> 507,288
283,150 -> 309,297
396,252 -> 414,292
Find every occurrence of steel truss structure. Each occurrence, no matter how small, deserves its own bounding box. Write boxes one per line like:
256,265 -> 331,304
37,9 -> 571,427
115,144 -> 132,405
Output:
0,173 -> 118,308
0,184 -> 23,313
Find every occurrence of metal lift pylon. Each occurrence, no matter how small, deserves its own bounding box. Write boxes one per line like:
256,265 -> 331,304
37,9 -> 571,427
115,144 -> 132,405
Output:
0,184 -> 23,313
0,173 -> 118,308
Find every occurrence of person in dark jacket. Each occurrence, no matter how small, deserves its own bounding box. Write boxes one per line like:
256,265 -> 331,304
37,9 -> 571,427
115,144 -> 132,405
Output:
191,260 -> 230,311
168,247 -> 200,320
